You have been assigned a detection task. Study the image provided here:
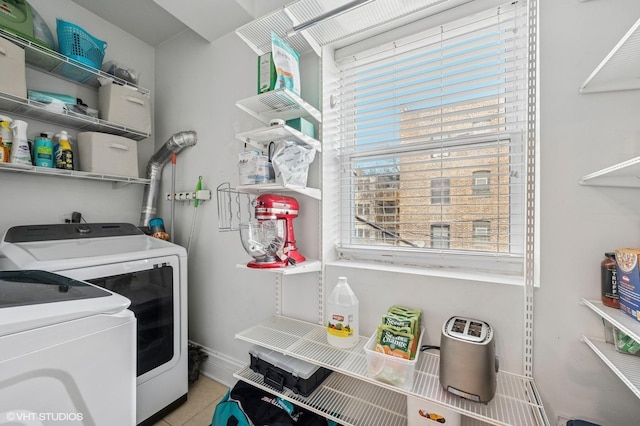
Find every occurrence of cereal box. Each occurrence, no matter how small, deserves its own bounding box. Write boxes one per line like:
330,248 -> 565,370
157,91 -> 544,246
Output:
615,248 -> 640,322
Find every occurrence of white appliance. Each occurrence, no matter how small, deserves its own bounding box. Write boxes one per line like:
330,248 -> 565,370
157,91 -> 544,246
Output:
0,269 -> 136,425
0,223 -> 188,426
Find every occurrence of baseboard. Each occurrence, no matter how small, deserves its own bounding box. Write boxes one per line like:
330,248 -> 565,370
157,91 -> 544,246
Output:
189,340 -> 243,388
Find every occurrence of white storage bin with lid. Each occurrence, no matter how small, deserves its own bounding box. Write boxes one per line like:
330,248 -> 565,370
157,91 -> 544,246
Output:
77,132 -> 138,177
98,82 -> 151,134
0,37 -> 27,99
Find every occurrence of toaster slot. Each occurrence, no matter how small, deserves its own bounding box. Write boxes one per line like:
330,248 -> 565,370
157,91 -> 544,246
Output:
452,318 -> 467,334
468,321 -> 483,338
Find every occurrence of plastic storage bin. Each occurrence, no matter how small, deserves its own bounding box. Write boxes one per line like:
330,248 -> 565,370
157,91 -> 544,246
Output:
249,345 -> 332,396
77,132 -> 138,177
364,327 -> 424,390
0,37 -> 27,98
98,82 -> 151,134
56,19 -> 106,82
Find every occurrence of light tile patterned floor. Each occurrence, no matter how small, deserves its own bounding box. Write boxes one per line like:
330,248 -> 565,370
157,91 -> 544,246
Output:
154,375 -> 229,426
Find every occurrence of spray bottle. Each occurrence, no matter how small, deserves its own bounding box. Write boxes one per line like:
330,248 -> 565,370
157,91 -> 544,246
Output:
0,115 -> 12,154
9,119 -> 31,165
326,276 -> 359,348
55,130 -> 74,170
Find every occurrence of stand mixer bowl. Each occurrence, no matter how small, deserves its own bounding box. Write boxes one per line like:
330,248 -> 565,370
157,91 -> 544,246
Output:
239,220 -> 286,268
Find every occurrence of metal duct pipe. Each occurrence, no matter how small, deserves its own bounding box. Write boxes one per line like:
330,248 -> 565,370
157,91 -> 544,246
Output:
140,130 -> 198,226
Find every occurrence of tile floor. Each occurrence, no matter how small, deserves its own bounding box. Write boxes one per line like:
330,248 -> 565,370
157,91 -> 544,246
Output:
154,375 -> 229,426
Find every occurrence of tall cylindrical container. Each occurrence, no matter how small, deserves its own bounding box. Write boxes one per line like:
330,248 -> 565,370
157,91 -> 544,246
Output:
327,276 -> 359,348
9,119 -> 31,165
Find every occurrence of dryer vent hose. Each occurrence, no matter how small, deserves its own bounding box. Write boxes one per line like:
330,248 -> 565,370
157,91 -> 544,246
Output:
140,130 -> 198,226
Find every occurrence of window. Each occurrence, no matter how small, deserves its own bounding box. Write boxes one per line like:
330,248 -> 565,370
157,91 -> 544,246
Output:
431,178 -> 450,204
431,224 -> 450,249
472,171 -> 491,195
330,0 -> 533,276
473,220 -> 491,246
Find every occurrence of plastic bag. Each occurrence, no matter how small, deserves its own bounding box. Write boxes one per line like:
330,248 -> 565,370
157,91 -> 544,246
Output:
272,140 -> 316,187
271,32 -> 300,95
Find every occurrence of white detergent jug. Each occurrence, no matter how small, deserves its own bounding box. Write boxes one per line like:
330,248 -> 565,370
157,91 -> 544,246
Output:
326,276 -> 359,348
10,119 -> 31,165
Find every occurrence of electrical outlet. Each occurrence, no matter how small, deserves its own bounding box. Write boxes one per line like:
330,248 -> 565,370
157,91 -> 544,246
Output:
58,214 -> 72,223
557,415 -> 571,426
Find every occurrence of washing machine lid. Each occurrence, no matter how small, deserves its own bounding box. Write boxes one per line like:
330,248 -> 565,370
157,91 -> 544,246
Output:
0,223 -> 186,270
0,270 -> 131,337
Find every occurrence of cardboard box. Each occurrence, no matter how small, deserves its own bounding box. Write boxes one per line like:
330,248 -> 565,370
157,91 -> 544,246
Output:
258,53 -> 276,94
98,82 -> 151,134
615,248 -> 640,322
0,37 -> 27,99
77,132 -> 138,177
286,117 -> 315,138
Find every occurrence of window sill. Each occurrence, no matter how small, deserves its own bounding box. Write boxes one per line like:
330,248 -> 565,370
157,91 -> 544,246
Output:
324,259 -> 526,287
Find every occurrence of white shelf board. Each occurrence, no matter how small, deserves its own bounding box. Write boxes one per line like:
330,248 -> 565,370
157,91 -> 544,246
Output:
0,162 -> 149,185
236,182 -> 321,200
579,155 -> 640,188
236,259 -> 322,275
235,315 -> 549,426
582,299 -> 640,342
580,17 -> 640,93
236,89 -> 321,125
582,336 -> 640,399
236,124 -> 321,152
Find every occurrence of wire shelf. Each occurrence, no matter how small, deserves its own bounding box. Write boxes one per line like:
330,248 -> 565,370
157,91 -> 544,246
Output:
582,336 -> 640,399
0,92 -> 150,141
236,89 -> 321,125
236,124 -> 321,152
235,316 -> 550,426
0,162 -> 149,185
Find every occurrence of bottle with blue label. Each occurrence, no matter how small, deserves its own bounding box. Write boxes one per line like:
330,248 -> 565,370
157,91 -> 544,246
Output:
33,134 -> 54,168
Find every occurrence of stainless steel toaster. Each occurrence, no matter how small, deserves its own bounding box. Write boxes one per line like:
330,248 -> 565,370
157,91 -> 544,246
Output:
439,316 -> 499,403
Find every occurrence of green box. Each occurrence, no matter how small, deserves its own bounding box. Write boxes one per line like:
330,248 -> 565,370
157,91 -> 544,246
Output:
258,53 -> 277,94
286,117 -> 316,139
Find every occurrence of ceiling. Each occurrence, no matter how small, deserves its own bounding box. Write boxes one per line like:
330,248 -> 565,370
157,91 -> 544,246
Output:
70,0 -> 288,46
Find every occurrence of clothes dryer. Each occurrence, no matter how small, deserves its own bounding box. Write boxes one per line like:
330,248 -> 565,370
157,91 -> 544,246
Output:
0,269 -> 136,425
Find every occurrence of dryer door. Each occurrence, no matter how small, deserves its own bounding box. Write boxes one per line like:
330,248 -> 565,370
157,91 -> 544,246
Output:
58,255 -> 181,383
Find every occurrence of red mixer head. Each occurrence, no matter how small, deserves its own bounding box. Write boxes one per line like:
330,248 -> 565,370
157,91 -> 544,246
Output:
254,194 -> 305,265
255,194 -> 299,220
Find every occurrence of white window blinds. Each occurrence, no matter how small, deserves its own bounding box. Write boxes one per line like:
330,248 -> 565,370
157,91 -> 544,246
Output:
332,1 -> 530,275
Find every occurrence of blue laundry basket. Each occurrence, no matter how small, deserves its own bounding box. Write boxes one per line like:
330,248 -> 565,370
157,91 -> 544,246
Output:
56,18 -> 107,81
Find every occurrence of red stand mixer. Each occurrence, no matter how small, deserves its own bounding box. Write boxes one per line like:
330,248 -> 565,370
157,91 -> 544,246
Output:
240,194 -> 305,268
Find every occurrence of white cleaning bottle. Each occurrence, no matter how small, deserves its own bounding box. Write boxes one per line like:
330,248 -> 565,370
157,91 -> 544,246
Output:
9,119 -> 31,165
326,276 -> 359,348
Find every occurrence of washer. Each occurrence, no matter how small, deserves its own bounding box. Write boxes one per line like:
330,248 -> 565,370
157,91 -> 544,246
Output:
0,223 -> 188,425
0,269 -> 136,425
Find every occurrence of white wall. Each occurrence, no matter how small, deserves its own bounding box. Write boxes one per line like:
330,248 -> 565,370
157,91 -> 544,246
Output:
0,0 -> 155,233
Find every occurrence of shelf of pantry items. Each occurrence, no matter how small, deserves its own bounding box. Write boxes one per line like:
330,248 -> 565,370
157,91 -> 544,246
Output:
236,123 -> 321,152
236,182 -> 321,200
579,155 -> 640,188
0,28 -> 148,93
580,16 -> 640,93
582,299 -> 640,342
236,259 -> 321,275
581,299 -> 640,399
236,89 -> 321,125
581,336 -> 640,399
0,91 -> 149,141
0,162 -> 150,185
235,315 -> 550,426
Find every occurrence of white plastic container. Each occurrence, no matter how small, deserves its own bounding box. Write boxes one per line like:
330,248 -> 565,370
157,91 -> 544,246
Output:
77,132 -> 138,177
9,119 -> 30,165
326,276 -> 359,348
